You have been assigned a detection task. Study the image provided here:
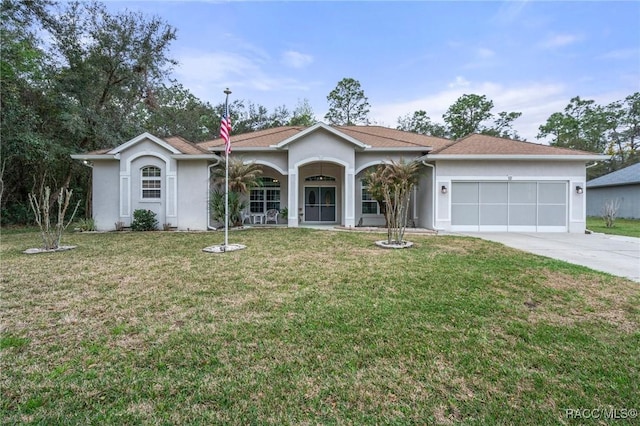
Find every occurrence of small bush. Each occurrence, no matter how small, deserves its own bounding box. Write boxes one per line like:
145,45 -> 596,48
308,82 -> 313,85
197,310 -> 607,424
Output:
75,218 -> 96,232
131,209 -> 158,231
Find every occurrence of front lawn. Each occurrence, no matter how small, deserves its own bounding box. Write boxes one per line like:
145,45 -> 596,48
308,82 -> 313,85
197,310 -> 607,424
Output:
2,229 -> 639,424
586,217 -> 640,238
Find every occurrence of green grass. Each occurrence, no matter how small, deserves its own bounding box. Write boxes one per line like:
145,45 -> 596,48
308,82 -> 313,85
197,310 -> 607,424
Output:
586,217 -> 640,238
2,228 -> 639,424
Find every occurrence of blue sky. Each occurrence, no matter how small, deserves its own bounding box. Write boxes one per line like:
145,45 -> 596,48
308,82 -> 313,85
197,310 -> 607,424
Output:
104,0 -> 640,141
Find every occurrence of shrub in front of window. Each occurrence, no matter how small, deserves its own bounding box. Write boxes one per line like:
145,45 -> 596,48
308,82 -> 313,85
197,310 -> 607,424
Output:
210,190 -> 247,226
131,209 -> 158,231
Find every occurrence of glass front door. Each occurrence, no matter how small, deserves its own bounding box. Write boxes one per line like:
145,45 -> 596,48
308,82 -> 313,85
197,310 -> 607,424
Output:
304,187 -> 336,222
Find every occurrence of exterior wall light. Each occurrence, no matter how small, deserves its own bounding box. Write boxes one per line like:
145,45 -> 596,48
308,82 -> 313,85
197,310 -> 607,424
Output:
441,185 -> 448,194
576,185 -> 583,194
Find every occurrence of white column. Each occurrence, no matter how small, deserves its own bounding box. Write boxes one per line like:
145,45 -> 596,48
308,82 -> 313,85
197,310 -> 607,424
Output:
344,167 -> 355,227
288,168 -> 298,227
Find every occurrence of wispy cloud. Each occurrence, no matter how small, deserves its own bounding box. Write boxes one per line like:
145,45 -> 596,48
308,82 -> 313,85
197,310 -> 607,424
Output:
476,47 -> 496,59
448,76 -> 471,88
493,0 -> 530,24
597,47 -> 640,60
281,50 -> 313,69
174,49 -> 313,105
539,33 -> 583,49
371,78 -> 568,142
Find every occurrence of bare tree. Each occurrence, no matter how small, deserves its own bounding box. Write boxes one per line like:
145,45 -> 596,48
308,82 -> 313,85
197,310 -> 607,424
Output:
28,181 -> 80,250
601,199 -> 621,228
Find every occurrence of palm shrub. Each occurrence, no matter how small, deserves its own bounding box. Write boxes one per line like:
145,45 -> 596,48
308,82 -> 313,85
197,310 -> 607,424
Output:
211,157 -> 263,194
210,158 -> 262,227
364,160 -> 421,245
210,190 -> 247,226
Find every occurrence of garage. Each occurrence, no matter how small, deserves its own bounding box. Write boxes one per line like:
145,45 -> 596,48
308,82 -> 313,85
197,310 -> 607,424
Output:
451,181 -> 568,232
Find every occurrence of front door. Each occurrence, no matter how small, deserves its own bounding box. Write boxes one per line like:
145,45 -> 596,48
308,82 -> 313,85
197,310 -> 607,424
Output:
304,186 -> 336,222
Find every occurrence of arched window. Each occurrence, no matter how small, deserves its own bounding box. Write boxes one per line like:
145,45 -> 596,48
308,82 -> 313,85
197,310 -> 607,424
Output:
250,177 -> 280,213
141,166 -> 161,199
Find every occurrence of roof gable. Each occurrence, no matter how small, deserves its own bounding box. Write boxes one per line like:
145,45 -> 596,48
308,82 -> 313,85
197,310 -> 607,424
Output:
108,132 -> 182,155
273,123 -> 370,149
587,162 -> 640,187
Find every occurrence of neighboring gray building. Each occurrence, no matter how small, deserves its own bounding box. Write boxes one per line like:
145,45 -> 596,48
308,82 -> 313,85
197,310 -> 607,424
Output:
71,123 -> 608,233
586,162 -> 640,219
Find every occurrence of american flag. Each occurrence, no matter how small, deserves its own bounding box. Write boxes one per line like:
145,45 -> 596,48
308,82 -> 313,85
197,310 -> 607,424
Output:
220,105 -> 232,154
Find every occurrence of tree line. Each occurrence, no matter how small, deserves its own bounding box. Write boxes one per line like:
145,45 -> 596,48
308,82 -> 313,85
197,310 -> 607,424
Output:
1,0 -> 637,225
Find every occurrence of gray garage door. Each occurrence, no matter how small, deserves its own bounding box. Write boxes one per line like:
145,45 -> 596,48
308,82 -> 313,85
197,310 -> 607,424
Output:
451,181 -> 568,232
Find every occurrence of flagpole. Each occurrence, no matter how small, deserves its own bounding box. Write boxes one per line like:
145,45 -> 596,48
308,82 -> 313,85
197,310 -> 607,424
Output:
223,88 -> 231,249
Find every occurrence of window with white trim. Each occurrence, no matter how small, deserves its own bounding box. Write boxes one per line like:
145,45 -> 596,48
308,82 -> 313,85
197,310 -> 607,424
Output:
361,180 -> 380,214
250,177 -> 280,213
141,166 -> 161,199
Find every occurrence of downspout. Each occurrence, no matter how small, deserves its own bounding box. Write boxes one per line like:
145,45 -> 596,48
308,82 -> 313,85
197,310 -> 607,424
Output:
422,161 -> 436,231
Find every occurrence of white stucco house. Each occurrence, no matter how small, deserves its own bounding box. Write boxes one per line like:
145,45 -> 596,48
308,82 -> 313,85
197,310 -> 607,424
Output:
71,123 -> 608,233
586,162 -> 640,219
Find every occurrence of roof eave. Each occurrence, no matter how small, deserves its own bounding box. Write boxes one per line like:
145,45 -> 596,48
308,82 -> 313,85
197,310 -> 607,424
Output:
170,154 -> 220,160
427,154 -> 611,161
208,147 -> 278,152
70,154 -> 119,161
587,182 -> 640,188
364,147 -> 432,152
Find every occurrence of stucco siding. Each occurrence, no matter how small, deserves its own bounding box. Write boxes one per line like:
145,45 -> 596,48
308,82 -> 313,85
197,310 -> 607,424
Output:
177,160 -> 210,230
355,152 -> 424,174
586,185 -> 640,219
92,161 -> 120,231
416,167 -> 434,229
288,130 -> 355,167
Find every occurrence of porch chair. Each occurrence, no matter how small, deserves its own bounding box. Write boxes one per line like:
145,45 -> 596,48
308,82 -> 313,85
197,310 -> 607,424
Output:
241,209 -> 252,225
265,209 -> 279,224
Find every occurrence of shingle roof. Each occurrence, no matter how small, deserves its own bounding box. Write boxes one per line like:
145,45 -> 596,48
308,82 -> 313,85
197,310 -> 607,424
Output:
587,162 -> 640,188
337,126 -> 450,149
432,133 -> 597,156
163,136 -> 210,154
198,126 -> 305,150
82,135 -> 210,156
197,125 -> 450,151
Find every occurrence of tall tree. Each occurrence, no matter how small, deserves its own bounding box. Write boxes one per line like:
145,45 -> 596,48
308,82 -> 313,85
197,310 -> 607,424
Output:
537,96 -> 610,153
442,94 -> 522,140
483,111 -> 523,140
397,110 -> 448,137
133,81 -> 218,142
602,93 -> 640,169
325,77 -> 370,125
288,98 -> 317,127
443,94 -> 494,140
0,0 -> 178,223
45,0 -> 177,151
537,93 -> 640,178
1,0 -> 60,221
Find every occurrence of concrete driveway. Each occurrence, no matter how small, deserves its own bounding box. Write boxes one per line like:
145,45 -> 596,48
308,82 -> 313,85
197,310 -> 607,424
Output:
459,232 -> 640,282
